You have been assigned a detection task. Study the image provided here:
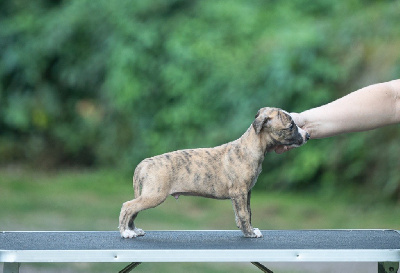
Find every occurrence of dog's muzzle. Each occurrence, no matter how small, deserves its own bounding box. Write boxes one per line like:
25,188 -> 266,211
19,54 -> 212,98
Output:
290,131 -> 310,148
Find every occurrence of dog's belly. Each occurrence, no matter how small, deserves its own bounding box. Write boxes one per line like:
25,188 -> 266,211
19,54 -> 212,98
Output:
171,191 -> 230,200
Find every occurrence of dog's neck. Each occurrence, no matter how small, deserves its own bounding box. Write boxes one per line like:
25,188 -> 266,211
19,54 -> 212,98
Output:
238,125 -> 276,157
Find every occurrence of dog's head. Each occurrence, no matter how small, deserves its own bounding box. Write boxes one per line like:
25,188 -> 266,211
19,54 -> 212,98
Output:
252,107 -> 309,148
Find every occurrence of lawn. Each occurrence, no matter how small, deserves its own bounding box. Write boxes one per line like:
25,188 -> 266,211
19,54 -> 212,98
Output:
1,167 -> 399,272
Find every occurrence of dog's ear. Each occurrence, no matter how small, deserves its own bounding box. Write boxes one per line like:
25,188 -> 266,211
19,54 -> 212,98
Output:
252,115 -> 270,134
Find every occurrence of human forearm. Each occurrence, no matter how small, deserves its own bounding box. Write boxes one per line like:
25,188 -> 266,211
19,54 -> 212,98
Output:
296,79 -> 400,139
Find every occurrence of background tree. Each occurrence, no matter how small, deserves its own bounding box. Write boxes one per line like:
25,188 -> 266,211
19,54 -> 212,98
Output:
1,0 -> 399,200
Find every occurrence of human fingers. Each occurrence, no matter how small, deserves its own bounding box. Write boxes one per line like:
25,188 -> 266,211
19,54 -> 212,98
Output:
274,145 -> 295,154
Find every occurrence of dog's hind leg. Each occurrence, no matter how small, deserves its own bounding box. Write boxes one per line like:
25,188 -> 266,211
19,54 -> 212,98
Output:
119,194 -> 168,238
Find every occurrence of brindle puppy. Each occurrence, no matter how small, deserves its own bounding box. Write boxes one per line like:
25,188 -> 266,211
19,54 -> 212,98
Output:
119,107 -> 309,238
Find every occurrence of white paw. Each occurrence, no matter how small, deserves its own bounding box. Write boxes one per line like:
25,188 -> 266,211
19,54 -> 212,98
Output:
134,228 -> 145,236
253,228 -> 263,238
121,230 -> 137,238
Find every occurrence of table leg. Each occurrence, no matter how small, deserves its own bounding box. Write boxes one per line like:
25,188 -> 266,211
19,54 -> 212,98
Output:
119,262 -> 142,273
378,262 -> 399,273
251,262 -> 274,273
3,263 -> 20,273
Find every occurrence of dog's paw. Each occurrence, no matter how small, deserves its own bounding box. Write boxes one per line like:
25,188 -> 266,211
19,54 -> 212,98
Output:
134,228 -> 145,236
121,230 -> 138,239
243,228 -> 263,238
253,228 -> 263,238
121,228 -> 146,238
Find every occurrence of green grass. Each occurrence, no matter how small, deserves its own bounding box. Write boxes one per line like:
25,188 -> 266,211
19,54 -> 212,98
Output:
1,167 -> 399,272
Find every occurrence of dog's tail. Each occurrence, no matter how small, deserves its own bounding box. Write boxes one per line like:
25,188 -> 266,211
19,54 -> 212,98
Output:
133,164 -> 143,199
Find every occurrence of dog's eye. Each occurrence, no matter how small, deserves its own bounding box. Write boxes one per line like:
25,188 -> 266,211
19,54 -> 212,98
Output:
289,122 -> 294,130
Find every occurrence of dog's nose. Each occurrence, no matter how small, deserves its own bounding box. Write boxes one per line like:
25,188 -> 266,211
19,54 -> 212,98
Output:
305,132 -> 310,141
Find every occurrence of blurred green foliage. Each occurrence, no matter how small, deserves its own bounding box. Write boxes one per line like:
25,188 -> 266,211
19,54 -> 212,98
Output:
1,0 -> 399,200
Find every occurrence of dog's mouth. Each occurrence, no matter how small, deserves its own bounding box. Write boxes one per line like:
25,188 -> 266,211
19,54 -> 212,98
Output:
286,142 -> 302,148
282,132 -> 309,148
283,140 -> 303,148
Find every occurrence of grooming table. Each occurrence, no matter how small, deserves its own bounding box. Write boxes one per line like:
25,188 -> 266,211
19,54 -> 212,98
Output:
1,230 -> 399,272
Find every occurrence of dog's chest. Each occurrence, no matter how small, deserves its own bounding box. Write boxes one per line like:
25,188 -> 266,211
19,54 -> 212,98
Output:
249,163 -> 262,189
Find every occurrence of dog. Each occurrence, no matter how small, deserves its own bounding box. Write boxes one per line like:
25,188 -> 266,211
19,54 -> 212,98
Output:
119,107 -> 309,238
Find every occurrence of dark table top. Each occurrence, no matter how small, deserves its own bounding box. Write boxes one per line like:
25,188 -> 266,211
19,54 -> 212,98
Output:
1,230 -> 399,263
1,230 -> 399,251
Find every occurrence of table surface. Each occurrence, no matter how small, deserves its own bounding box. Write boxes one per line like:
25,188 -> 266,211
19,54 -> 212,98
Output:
1,230 -> 400,263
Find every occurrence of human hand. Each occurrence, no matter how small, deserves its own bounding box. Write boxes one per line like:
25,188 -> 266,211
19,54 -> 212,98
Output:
275,112 -> 308,154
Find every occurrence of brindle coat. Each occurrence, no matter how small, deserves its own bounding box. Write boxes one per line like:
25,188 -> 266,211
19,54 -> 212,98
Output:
119,107 -> 309,238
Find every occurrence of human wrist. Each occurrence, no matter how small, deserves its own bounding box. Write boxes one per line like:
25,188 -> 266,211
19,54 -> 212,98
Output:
290,112 -> 305,128
290,112 -> 314,139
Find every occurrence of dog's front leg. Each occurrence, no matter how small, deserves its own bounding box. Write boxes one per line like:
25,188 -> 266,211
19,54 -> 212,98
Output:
231,194 -> 262,238
247,190 -> 252,225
